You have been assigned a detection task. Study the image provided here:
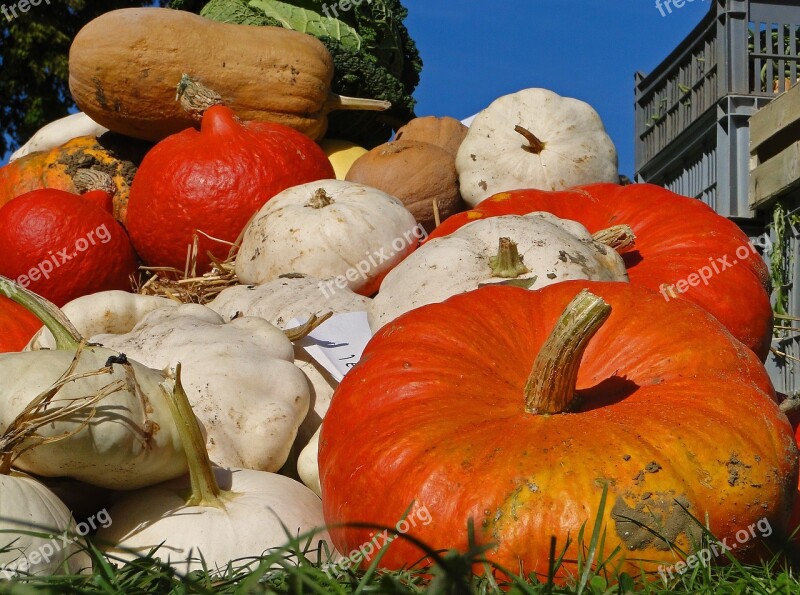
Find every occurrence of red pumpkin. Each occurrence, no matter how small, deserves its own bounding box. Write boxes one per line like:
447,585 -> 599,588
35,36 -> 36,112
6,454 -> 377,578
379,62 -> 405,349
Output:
0,180 -> 138,306
0,294 -> 42,353
125,105 -> 335,273
426,184 -> 773,360
781,395 -> 800,546
320,281 -> 796,581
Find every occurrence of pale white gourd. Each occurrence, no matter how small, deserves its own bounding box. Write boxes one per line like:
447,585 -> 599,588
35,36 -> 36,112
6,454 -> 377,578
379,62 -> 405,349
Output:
10,112 -> 108,161
97,369 -> 329,575
456,88 -> 618,206
235,180 -> 419,295
369,213 -> 629,332
0,473 -> 91,577
297,426 -> 322,497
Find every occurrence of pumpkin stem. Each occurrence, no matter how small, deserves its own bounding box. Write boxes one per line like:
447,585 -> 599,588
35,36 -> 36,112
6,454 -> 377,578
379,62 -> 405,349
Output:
176,74 -> 223,120
524,289 -> 611,414
515,125 -> 546,155
592,225 -> 636,251
306,188 -> 335,209
489,237 -> 530,278
324,94 -> 392,113
73,169 -> 116,196
163,363 -> 227,509
284,312 -> 333,342
0,275 -> 81,350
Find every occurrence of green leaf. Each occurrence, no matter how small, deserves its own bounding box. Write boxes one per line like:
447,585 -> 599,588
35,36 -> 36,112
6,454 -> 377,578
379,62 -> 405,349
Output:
247,0 -> 363,50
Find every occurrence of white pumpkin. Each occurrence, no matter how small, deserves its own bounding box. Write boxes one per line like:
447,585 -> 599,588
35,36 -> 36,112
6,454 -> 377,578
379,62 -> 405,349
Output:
10,112 -> 108,161
235,180 -> 420,296
97,369 -> 329,575
456,88 -> 618,206
369,213 -> 629,331
297,426 -> 322,497
0,473 -> 91,578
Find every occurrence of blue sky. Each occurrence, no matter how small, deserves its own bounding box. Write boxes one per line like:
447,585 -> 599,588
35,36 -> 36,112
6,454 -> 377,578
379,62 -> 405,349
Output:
402,0 -> 713,177
2,0 -> 712,176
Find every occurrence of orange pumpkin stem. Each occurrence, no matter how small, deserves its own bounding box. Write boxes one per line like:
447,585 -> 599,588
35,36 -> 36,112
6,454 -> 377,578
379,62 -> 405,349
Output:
524,289 -> 611,414
490,237 -> 530,278
592,225 -> 636,251
515,125 -> 546,155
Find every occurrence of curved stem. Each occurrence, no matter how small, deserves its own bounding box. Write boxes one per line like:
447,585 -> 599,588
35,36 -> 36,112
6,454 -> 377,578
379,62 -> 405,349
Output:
0,275 -> 81,350
524,290 -> 611,414
489,237 -> 530,278
164,364 -> 226,509
592,225 -> 636,251
515,125 -> 546,154
324,94 -> 391,113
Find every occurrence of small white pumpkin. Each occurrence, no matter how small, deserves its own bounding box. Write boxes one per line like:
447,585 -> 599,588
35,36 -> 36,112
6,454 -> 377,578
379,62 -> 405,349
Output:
456,88 -> 618,206
297,426 -> 322,497
369,213 -> 629,331
0,473 -> 91,578
98,368 -> 329,575
235,180 -> 420,296
10,112 -> 108,161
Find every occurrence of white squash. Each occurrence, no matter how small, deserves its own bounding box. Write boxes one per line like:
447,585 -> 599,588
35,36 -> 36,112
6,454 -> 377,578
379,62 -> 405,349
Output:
98,368 -> 329,575
27,290 -> 309,473
10,112 -> 108,161
369,213 -> 629,331
297,426 -> 322,497
0,473 -> 91,578
235,180 -> 419,296
0,278 -> 188,490
456,88 -> 618,206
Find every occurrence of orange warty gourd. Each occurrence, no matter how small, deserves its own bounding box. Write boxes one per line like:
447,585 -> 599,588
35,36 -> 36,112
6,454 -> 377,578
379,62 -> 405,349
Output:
320,281 -> 797,581
426,184 -> 773,360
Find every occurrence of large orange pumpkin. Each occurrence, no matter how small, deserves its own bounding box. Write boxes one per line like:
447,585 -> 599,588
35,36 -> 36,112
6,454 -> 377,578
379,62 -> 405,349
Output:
320,281 -> 796,581
0,294 -> 41,353
426,184 -> 773,360
0,133 -> 151,223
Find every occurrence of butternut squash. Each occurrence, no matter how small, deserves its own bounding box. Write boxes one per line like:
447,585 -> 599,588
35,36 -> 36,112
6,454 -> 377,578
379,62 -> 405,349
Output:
69,8 -> 389,142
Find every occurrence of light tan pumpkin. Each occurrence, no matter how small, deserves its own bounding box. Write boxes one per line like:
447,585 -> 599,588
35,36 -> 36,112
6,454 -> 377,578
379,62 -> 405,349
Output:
394,116 -> 469,156
345,139 -> 465,232
69,8 -> 388,142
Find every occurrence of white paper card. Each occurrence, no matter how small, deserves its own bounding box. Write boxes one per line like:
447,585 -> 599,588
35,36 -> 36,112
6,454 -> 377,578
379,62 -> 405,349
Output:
287,312 -> 372,382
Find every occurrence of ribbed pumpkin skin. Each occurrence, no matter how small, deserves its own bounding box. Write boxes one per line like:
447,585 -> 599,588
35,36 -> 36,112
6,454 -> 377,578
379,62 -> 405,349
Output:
125,106 -> 335,273
426,184 -> 773,360
0,134 -> 149,223
0,189 -> 138,306
0,295 -> 42,353
320,281 -> 796,581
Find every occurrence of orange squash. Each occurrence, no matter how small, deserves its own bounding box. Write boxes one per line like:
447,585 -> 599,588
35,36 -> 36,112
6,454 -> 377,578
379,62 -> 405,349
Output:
0,133 -> 151,224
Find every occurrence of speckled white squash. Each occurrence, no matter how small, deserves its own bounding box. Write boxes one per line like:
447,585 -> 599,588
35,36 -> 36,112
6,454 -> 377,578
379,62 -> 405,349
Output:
456,88 -> 618,206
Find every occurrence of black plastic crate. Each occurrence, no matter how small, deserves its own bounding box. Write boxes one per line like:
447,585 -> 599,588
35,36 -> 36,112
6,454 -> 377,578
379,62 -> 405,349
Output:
635,0 -> 800,218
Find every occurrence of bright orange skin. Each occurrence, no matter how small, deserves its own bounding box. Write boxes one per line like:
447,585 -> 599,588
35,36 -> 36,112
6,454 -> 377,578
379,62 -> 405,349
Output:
320,281 -> 797,581
125,105 -> 335,273
0,295 -> 42,353
426,184 -> 773,360
0,189 -> 138,306
784,400 -> 800,546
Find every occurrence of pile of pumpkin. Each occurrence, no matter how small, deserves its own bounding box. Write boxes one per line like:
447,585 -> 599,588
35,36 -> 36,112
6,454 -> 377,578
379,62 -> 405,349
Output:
0,5 -> 798,586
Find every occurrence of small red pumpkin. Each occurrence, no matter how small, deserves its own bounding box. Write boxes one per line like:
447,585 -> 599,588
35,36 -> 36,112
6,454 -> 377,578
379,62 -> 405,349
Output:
320,281 -> 795,581
0,173 -> 138,306
125,105 -> 335,273
0,294 -> 42,353
426,184 -> 773,360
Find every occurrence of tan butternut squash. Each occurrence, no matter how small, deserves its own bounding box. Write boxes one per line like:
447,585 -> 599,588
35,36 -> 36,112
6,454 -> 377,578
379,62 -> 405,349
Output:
69,8 -> 388,142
